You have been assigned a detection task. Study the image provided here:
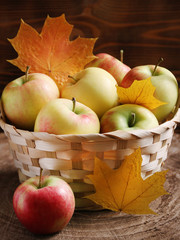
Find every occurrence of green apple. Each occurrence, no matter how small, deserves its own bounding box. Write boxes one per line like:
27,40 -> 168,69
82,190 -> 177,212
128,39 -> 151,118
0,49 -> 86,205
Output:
85,52 -> 131,85
100,104 -> 159,133
61,67 -> 119,117
34,98 -> 100,135
1,69 -> 59,130
121,64 -> 179,123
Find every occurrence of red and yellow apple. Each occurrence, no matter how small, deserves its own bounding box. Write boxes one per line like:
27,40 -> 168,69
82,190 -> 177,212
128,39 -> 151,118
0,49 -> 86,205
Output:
13,176 -> 75,235
121,65 -> 179,122
1,72 -> 59,130
61,67 -> 119,118
100,104 -> 159,133
34,98 -> 100,135
85,53 -> 131,85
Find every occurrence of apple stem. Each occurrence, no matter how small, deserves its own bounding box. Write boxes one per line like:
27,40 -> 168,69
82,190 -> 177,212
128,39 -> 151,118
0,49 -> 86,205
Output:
68,75 -> 77,83
129,112 -> 136,127
24,66 -> 30,83
120,49 -> 124,63
152,57 -> 164,76
38,168 -> 43,189
72,97 -> 76,112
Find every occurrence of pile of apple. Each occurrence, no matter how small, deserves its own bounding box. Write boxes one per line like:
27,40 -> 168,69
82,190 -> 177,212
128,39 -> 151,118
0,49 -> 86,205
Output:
1,53 -> 179,235
1,53 -> 179,134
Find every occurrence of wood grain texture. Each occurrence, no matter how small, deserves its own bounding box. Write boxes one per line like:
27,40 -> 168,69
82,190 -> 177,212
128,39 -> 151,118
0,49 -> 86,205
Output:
0,131 -> 180,240
1,2 -> 180,238
0,0 -> 180,95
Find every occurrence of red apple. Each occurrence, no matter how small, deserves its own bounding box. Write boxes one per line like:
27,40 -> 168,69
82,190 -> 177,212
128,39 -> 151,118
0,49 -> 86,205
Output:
1,68 -> 60,130
85,52 -> 131,85
121,64 -> 179,122
13,176 -> 75,235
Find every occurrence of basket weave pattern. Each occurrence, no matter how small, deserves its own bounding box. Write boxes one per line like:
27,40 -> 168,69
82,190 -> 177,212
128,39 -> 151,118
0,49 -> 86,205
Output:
1,109 -> 180,209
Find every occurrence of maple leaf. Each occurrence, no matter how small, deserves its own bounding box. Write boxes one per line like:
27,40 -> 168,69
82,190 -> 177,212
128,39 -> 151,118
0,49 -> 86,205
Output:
7,14 -> 97,88
117,78 -> 166,110
85,148 -> 168,214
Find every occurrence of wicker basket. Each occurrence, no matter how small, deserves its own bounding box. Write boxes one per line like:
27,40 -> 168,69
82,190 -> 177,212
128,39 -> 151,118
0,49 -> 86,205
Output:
1,106 -> 180,210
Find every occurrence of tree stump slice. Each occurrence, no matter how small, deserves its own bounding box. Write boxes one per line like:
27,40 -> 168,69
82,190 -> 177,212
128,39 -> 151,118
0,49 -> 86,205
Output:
0,132 -> 180,240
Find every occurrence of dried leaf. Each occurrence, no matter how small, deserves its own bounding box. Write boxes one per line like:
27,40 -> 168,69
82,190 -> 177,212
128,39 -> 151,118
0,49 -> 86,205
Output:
7,14 -> 97,88
117,77 -> 166,110
85,148 -> 168,214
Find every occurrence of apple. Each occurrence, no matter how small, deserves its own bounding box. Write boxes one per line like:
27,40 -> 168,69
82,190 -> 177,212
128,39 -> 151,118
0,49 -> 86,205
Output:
85,52 -> 131,85
13,175 -> 75,235
34,98 -> 100,135
61,67 -> 119,118
100,104 -> 159,133
1,67 -> 60,130
121,63 -> 179,122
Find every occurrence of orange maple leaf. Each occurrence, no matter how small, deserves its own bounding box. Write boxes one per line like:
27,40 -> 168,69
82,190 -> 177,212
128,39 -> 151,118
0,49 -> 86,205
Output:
7,14 -> 97,89
117,77 -> 167,110
85,148 -> 168,214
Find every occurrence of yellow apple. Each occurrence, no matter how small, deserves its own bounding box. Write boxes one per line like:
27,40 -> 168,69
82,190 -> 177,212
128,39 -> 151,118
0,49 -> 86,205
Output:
34,98 -> 100,135
1,72 -> 59,130
61,67 -> 119,117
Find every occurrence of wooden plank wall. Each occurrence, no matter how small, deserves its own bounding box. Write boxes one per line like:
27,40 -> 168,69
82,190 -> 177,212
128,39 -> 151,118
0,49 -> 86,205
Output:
0,0 -> 180,95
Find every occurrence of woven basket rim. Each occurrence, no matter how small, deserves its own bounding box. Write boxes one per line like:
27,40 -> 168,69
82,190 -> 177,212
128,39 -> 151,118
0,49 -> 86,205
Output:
1,107 -> 180,210
0,107 -> 180,141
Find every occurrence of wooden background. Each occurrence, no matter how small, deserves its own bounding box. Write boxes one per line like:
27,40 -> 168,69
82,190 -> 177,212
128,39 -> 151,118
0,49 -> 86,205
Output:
0,1 -> 180,239
0,0 -> 180,95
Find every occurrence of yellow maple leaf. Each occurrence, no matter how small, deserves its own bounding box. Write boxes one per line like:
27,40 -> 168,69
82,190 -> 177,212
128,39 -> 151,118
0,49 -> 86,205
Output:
85,148 -> 168,214
117,77 -> 166,110
7,14 -> 97,89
